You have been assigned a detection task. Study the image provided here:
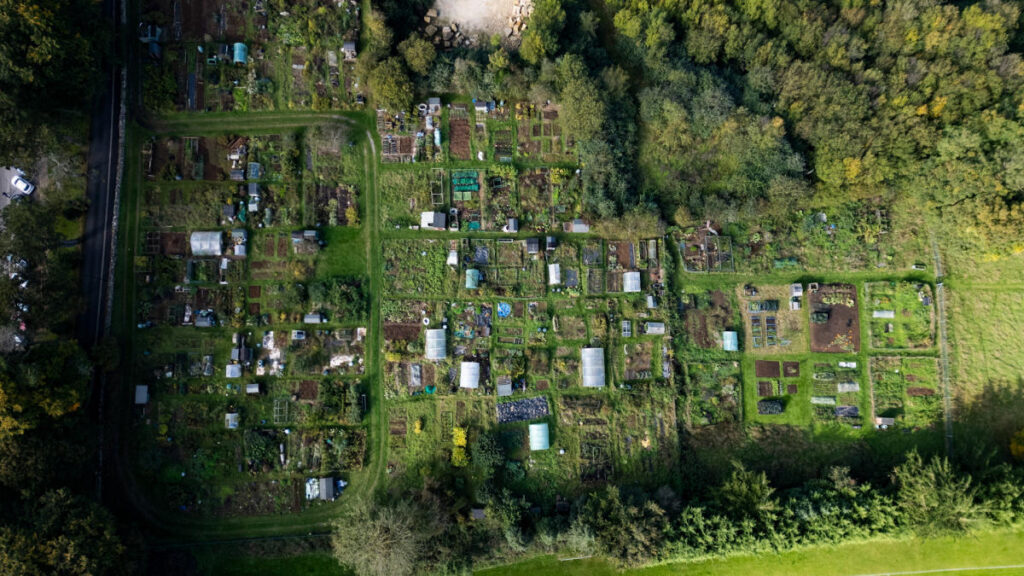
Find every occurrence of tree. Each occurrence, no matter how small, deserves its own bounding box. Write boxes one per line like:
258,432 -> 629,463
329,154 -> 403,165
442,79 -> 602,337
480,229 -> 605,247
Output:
584,485 -> 667,566
0,489 -> 129,576
398,34 -> 436,76
0,340 -> 90,440
331,501 -> 424,576
369,58 -> 413,113
892,451 -> 981,535
0,0 -> 104,162
520,0 -> 566,65
715,461 -> 778,520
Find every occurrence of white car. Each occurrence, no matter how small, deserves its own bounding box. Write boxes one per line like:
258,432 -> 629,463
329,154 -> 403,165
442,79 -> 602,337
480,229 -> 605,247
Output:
10,176 -> 34,195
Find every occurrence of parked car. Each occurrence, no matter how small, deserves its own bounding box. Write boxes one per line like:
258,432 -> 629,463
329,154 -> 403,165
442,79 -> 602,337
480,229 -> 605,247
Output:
10,176 -> 34,195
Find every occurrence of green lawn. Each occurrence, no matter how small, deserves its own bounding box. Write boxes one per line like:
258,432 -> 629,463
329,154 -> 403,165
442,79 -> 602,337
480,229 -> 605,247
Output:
477,529 -> 1024,576
316,226 -> 368,277
193,550 -> 348,576
948,286 -> 1024,399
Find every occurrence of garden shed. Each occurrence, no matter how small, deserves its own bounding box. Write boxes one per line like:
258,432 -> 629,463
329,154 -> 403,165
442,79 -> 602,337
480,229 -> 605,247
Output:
581,348 -> 606,388
623,271 -> 641,293
873,310 -> 896,319
190,231 -> 222,256
225,413 -> 240,429
425,329 -> 446,360
526,238 -> 540,254
231,229 -> 247,257
420,211 -> 446,230
304,313 -> 325,324
529,423 -> 550,451
134,385 -> 149,405
460,361 -> 480,389
246,383 -> 260,395
427,97 -> 442,114
225,364 -> 242,378
465,269 -> 481,289
497,377 -> 512,397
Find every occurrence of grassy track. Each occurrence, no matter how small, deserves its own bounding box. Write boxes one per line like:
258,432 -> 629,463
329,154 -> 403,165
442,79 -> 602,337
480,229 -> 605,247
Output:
477,529 -> 1024,576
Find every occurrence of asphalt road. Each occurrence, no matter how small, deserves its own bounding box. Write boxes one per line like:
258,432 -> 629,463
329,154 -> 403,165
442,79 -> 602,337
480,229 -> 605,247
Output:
78,1 -> 120,349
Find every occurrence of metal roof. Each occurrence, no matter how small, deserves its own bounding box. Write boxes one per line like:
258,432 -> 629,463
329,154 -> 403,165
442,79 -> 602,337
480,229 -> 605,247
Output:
425,329 -> 446,360
225,364 -> 242,378
581,348 -> 605,388
529,423 -> 550,451
460,362 -> 480,389
466,269 -> 480,289
134,385 -> 149,405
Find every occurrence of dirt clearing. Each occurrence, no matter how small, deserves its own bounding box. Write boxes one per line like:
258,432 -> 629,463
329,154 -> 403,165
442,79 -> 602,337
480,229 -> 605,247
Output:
432,0 -> 517,35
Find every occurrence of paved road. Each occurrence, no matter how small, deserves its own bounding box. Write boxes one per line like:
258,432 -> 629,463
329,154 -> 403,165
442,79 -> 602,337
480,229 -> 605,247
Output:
79,0 -> 120,348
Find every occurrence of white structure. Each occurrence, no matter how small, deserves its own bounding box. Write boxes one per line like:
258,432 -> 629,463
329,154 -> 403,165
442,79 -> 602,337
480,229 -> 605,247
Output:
581,348 -> 606,388
246,383 -> 260,395
420,211 -> 446,230
190,231 -> 222,256
428,97 -> 442,115
529,423 -> 550,451
645,322 -> 666,335
623,271 -> 641,293
134,385 -> 149,405
873,310 -> 896,319
497,382 -> 513,397
459,361 -> 481,389
791,283 -> 804,297
225,413 -> 240,429
225,364 -> 242,378
424,329 -> 446,360
548,263 -> 561,285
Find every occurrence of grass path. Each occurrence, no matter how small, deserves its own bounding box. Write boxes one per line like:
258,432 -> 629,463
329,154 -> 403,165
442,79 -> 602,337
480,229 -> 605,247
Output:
477,529 -> 1024,576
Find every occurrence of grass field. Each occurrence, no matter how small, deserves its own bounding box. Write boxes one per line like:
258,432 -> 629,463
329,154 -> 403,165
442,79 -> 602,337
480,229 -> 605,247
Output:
477,528 -> 1024,576
948,286 -> 1024,399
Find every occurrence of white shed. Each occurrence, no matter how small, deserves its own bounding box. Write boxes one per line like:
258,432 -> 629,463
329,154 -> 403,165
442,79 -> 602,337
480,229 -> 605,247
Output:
581,348 -> 606,388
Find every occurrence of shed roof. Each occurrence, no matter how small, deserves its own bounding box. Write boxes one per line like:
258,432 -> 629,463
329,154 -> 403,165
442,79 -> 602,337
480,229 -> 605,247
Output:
304,313 -> 324,324
465,269 -> 480,289
529,423 -> 550,451
246,383 -> 260,394
425,329 -> 446,360
581,348 -> 606,388
225,413 -> 240,429
623,271 -> 642,293
873,310 -> 896,319
420,211 -> 446,229
460,361 -> 481,389
233,42 -> 248,64
225,364 -> 242,378
134,385 -> 149,405
319,477 -> 336,500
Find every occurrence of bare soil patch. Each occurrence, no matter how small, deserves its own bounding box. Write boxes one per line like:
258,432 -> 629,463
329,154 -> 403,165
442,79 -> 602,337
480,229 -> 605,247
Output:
810,283 -> 861,353
755,360 -> 781,378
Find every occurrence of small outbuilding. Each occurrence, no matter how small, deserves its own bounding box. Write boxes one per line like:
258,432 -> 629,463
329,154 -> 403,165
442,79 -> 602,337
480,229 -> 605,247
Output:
304,313 -> 325,324
225,413 -> 240,429
526,238 -> 540,254
529,423 -> 550,451
465,269 -> 481,290
427,97 -> 442,115
225,364 -> 242,378
420,211 -> 447,230
581,348 -> 606,388
873,310 -> 896,319
246,383 -> 260,395
342,40 -> 357,60
134,385 -> 149,405
459,361 -> 481,389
